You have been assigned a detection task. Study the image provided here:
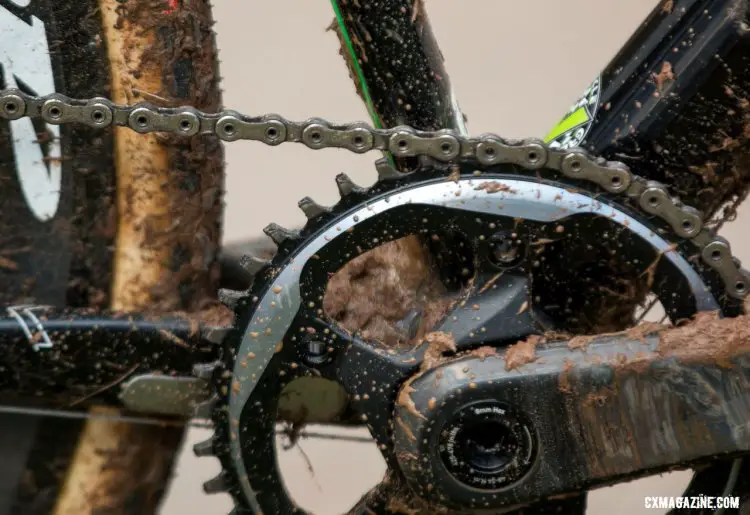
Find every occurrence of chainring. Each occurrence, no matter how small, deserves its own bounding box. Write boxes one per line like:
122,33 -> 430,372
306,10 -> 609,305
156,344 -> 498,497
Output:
198,157 -> 745,515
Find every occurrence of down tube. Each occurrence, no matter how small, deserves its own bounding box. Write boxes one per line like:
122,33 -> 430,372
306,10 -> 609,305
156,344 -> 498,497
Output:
329,0 -> 467,140
544,0 -> 750,221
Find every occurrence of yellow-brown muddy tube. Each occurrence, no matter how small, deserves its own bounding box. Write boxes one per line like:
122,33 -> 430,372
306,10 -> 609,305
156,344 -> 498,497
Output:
52,2 -> 224,514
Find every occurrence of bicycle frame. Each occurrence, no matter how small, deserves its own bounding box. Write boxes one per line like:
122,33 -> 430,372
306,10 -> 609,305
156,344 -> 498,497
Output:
2,0 -> 750,510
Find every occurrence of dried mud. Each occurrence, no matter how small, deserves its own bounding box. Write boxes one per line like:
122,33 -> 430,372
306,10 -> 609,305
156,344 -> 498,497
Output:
560,313 -> 750,369
48,1 -> 224,515
110,0 -> 224,315
558,313 -> 750,397
395,331 -> 457,431
52,406 -> 183,515
504,335 -> 545,371
657,311 -> 750,366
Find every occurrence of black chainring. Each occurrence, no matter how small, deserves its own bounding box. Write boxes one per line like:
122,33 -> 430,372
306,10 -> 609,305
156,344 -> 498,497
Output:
208,159 -> 744,515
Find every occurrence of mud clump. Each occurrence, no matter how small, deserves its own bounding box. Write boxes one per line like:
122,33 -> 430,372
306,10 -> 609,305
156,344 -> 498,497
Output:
652,61 -> 676,93
504,335 -> 545,371
658,311 -> 750,366
568,334 -> 596,351
469,345 -> 498,361
474,181 -> 517,194
421,331 -> 456,371
566,321 -> 666,351
323,236 -> 453,348
626,321 -> 667,343
397,384 -> 427,422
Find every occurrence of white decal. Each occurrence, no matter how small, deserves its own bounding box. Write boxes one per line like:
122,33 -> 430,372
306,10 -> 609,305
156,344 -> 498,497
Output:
0,4 -> 61,221
7,305 -> 53,351
545,76 -> 602,151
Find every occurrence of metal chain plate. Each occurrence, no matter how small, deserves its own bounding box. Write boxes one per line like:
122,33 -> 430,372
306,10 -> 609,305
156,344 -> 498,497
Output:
1,88 -> 748,300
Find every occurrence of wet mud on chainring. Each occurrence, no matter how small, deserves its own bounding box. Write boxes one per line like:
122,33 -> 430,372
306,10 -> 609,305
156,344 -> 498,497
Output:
217,165 -> 741,514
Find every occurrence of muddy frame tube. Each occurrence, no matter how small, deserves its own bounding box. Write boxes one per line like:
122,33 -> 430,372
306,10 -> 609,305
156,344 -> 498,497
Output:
329,0 -> 467,157
0,308 -> 218,406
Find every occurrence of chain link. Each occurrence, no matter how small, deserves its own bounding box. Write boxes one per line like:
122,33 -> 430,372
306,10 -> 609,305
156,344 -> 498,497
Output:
2,88 -> 748,299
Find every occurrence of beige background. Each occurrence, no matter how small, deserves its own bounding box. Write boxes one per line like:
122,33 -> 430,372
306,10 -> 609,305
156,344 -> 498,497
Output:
160,1 -> 750,513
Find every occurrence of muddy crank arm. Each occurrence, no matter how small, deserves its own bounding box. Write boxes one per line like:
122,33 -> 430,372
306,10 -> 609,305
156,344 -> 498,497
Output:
392,314 -> 750,507
0,306 -> 225,417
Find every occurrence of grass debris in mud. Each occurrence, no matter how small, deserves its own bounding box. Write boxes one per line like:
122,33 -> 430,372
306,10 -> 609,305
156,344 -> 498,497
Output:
323,236 -> 454,349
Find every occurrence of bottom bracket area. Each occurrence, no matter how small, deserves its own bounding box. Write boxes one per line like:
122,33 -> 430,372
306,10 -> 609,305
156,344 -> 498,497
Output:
438,401 -> 536,490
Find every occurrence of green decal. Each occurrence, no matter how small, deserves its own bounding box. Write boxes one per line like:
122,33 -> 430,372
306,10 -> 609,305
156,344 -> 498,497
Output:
544,106 -> 589,143
545,76 -> 601,150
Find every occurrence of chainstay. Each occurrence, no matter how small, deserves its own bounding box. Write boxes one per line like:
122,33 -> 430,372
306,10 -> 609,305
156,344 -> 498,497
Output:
1,88 -> 748,301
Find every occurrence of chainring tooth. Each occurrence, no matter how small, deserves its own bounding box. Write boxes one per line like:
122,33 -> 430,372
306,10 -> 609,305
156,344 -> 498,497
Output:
263,222 -> 299,246
335,173 -> 362,196
193,361 -> 220,381
375,157 -> 407,180
203,471 -> 231,494
193,436 -> 217,457
298,196 -> 330,219
238,254 -> 270,276
202,326 -> 232,345
218,288 -> 245,309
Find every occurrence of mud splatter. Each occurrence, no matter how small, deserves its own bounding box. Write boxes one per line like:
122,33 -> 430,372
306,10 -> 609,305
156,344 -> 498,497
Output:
397,383 -> 427,421
474,181 -> 517,194
653,62 -> 676,93
421,331 -> 456,371
559,359 -> 576,394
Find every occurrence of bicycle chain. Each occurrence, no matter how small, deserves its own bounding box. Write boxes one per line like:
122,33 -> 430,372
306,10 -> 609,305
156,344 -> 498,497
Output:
1,88 -> 748,301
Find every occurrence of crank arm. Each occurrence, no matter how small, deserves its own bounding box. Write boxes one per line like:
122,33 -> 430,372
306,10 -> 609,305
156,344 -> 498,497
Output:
0,307 -> 225,414
394,313 -> 750,510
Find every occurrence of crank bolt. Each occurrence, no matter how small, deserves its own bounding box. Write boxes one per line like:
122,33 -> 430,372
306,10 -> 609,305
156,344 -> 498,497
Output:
489,232 -> 525,268
304,340 -> 329,366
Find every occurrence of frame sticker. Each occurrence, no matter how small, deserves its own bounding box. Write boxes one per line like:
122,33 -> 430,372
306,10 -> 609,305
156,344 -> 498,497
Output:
545,76 -> 601,150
